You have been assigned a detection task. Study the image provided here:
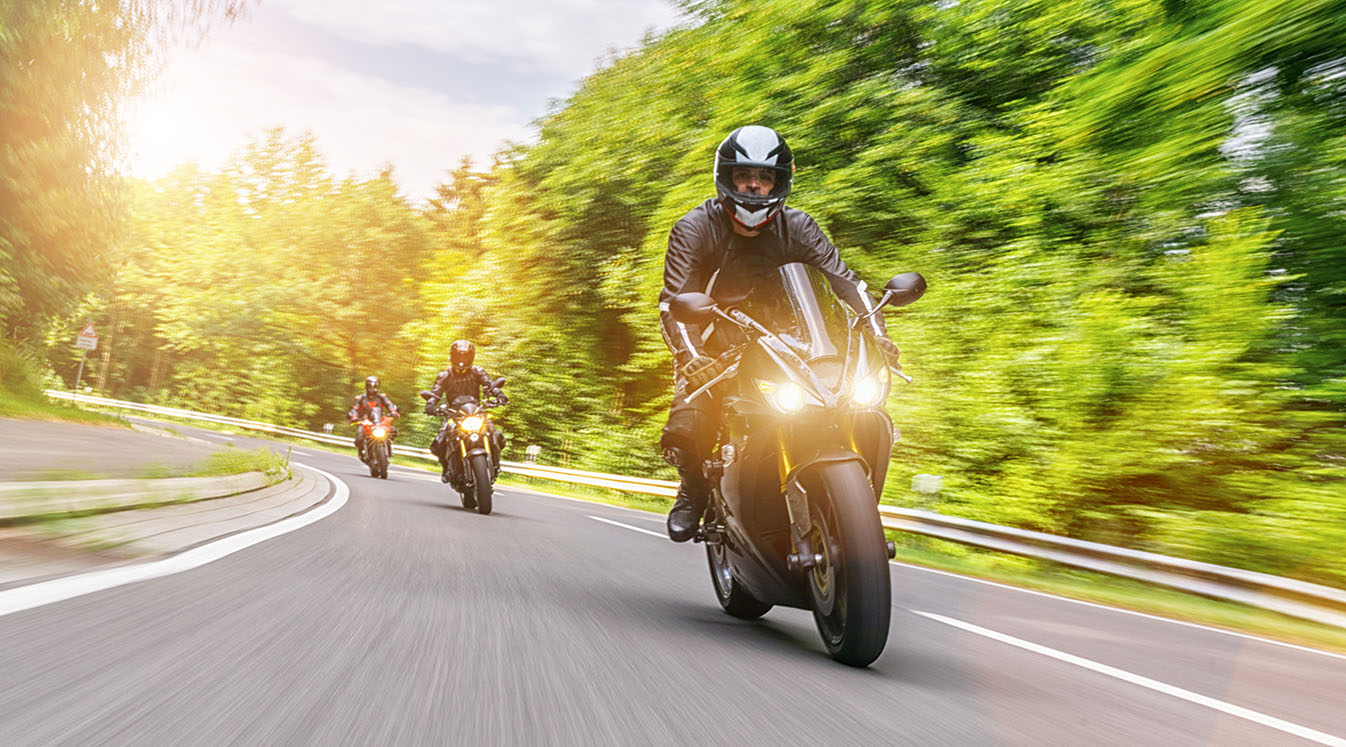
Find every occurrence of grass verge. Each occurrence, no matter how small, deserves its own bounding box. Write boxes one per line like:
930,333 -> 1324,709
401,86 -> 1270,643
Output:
144,446 -> 291,483
0,391 -> 128,426
19,446 -> 291,484
0,342 -> 125,425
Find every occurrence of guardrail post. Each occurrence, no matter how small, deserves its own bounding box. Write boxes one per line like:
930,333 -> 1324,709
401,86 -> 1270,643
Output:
525,445 -> 541,464
911,473 -> 942,510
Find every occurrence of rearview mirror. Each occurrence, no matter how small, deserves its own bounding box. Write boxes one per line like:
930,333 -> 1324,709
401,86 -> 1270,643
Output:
418,390 -> 435,401
670,293 -> 717,324
492,376 -> 506,389
882,272 -> 927,308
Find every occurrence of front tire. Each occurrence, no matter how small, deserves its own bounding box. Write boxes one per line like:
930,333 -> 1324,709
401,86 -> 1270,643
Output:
469,452 -> 493,515
365,442 -> 379,477
373,441 -> 389,479
805,461 -> 891,667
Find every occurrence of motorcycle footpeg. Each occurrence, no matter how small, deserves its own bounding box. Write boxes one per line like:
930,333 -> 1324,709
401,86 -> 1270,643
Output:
699,523 -> 724,545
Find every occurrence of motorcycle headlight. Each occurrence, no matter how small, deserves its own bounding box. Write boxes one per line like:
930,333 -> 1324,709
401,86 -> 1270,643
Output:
459,415 -> 485,433
851,372 -> 888,408
758,380 -> 806,414
371,426 -> 388,438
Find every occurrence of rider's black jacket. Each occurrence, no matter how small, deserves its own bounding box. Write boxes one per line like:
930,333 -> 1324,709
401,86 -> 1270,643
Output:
348,392 -> 399,422
659,198 -> 886,369
428,366 -> 497,408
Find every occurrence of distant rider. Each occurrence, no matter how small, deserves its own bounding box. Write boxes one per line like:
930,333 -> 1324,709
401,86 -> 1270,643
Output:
658,125 -> 903,542
424,340 -> 508,482
348,375 -> 400,460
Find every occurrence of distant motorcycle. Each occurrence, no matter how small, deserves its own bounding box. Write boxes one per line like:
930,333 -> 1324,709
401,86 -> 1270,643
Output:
668,262 -> 926,667
356,405 -> 395,479
421,378 -> 507,514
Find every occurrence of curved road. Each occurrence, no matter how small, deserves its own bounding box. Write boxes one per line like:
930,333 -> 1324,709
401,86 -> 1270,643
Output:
2,423 -> 1344,745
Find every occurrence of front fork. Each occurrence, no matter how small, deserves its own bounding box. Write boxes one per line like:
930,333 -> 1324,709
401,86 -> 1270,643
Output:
457,432 -> 497,486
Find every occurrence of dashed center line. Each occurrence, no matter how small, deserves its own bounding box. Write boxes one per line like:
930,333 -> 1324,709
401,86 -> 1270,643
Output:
589,515 -> 667,538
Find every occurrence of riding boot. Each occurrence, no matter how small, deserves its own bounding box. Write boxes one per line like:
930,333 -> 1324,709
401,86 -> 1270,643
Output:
667,474 -> 709,542
439,457 -> 451,483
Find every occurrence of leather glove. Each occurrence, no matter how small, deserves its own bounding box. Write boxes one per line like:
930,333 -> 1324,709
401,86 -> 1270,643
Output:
681,355 -> 726,391
875,336 -> 902,369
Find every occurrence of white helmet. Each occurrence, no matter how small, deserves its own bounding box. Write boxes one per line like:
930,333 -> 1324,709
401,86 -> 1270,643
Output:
713,125 -> 794,229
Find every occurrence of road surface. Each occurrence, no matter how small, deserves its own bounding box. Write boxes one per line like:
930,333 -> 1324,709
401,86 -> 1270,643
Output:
1,421 -> 1344,745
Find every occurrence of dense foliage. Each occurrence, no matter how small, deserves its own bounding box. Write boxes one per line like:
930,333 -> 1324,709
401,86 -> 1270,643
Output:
0,0 -> 246,347
14,0 -> 1346,583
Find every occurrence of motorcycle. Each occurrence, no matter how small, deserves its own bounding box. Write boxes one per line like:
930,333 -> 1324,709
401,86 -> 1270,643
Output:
668,262 -> 926,667
356,405 -> 395,479
420,378 -> 507,515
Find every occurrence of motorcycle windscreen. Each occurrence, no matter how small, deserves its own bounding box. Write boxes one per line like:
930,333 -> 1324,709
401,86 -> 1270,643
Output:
741,263 -> 849,363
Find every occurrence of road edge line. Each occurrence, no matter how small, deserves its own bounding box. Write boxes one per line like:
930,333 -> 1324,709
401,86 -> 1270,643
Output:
0,463 -> 348,619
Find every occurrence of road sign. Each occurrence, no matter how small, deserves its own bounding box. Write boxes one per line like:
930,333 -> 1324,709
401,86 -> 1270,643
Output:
76,323 -> 98,351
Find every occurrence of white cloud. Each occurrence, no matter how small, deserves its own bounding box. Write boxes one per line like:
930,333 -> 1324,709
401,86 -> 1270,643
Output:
123,32 -> 533,199
270,0 -> 687,77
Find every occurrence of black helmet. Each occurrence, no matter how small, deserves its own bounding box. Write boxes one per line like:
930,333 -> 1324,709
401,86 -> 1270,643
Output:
713,125 -> 794,230
364,375 -> 380,396
450,340 -> 475,374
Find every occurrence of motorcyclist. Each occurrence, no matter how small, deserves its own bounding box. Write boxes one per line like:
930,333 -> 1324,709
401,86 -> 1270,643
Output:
424,340 -> 508,482
659,125 -> 903,542
348,375 -> 400,461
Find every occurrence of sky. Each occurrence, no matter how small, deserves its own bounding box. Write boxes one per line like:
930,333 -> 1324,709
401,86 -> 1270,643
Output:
122,0 -> 687,199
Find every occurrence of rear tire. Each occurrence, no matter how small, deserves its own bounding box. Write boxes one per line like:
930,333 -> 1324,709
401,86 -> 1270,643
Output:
805,461 -> 891,667
707,533 -> 772,620
469,453 -> 493,515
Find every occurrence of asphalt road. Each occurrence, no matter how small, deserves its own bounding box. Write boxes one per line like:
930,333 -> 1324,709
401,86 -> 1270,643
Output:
1,422 -> 1345,746
0,417 -> 220,479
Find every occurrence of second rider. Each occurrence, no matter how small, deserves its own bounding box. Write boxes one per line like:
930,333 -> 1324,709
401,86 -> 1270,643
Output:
423,340 -> 508,482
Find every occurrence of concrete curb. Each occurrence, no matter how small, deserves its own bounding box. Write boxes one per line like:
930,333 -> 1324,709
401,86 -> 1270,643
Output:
0,468 -> 331,590
0,471 -> 277,523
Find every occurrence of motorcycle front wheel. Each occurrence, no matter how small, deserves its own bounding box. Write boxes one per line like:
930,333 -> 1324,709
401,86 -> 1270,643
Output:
455,456 -> 477,509
805,460 -> 891,667
373,440 -> 389,479
468,452 -> 493,515
365,442 -> 380,477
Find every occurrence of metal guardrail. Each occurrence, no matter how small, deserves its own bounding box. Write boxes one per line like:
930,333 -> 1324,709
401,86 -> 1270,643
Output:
44,391 -> 679,498
48,390 -> 1346,630
879,508 -> 1346,630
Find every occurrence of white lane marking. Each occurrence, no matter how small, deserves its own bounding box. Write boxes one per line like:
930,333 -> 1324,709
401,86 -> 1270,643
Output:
0,464 -> 348,619
911,610 -> 1346,747
502,484 -> 667,519
589,515 -> 667,539
893,561 -> 1346,662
